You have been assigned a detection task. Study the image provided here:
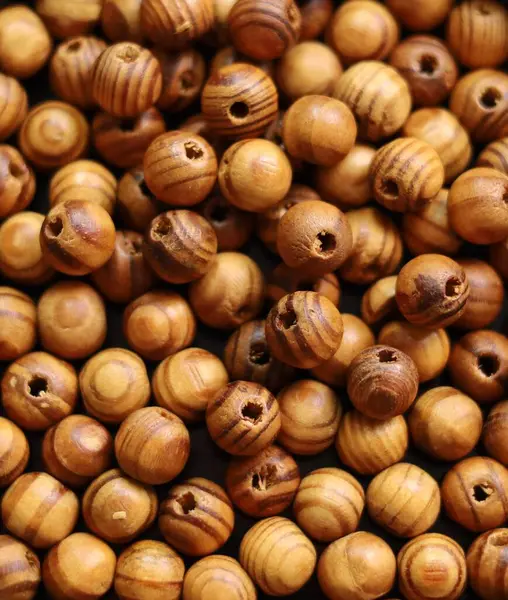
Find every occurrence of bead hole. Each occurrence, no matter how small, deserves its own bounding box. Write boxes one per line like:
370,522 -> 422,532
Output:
278,308 -> 297,329
478,354 -> 499,377
378,349 -> 397,363
480,87 -> 501,109
8,161 -> 23,178
184,142 -> 204,160
490,532 -> 508,547
241,401 -> 263,423
47,217 -> 63,238
472,483 -> 494,502
381,178 -> 399,199
229,101 -> 249,120
419,54 -> 438,75
249,342 -> 270,365
315,231 -> 336,255
117,45 -> 140,63
154,218 -> 170,237
180,70 -> 195,91
252,464 -> 277,491
445,277 -> 461,297
28,376 -> 49,397
176,492 -> 196,514
210,203 -> 229,222
66,40 -> 82,53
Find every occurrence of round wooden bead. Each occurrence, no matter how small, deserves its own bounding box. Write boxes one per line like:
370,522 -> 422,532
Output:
337,410 -> 408,475
36,0 -> 102,37
43,533 -> 116,600
0,535 -> 40,600
361,276 -> 398,327
263,109 -> 302,171
189,252 -> 264,329
398,534 -> 467,600
117,167 -> 159,232
340,207 -> 403,284
378,321 -> 450,383
206,381 -> 281,455
441,456 -> 508,532
266,291 -> 344,369
1,351 -> 77,431
298,0 -> 332,40
478,137 -> 508,174
102,0 -> 144,43
159,478 -> 234,556
83,469 -> 158,544
484,400 -> 508,466
396,254 -> 469,328
0,145 -> 36,218
183,555 -> 255,600
266,262 -> 341,306
201,63 -> 278,139
1,472 -> 79,549
153,348 -> 229,422
0,6 -> 52,79
0,74 -> 27,141
294,468 -> 364,542
333,61 -> 412,142
386,0 -> 452,30
226,444 -> 300,517
389,35 -> 458,107
0,288 -> 36,361
277,380 -> 342,455
93,108 -> 166,169
467,528 -> 508,600
115,540 -> 184,600
123,291 -> 196,360
347,345 -> 419,420
80,348 -> 150,424
318,531 -> 396,600
0,417 -> 29,488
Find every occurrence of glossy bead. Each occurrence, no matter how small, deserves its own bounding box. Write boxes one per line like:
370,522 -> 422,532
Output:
0,146 -> 35,218
336,410 -> 408,475
83,469 -> 158,544
441,456 -> 508,532
0,74 -> 27,141
333,61 -> 412,142
0,288 -> 36,361
80,348 -> 150,424
467,528 -> 508,600
266,291 -> 344,369
102,0 -> 144,43
183,556 -> 256,600
0,535 -> 40,600
294,468 -> 364,542
1,472 -> 79,548
240,517 -> 316,595
159,478 -> 234,556
298,0 -> 332,40
0,417 -> 29,487
199,190 -> 253,251
206,381 -> 281,455
36,0 -> 102,37
386,0 -> 452,30
153,348 -> 229,422
360,276 -> 398,327
478,137 -> 508,174
484,400 -> 508,466
117,167 -> 159,232
124,291 -> 196,360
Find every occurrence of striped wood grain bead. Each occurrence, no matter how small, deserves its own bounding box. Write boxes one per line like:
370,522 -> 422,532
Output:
183,555 -> 256,600
201,63 -> 278,139
0,534 -> 40,600
0,287 -> 36,361
367,463 -> 441,538
206,381 -> 281,456
336,411 -> 408,475
333,61 -> 412,142
101,0 -> 145,43
298,0 -> 332,41
115,540 -> 185,600
484,400 -> 508,466
478,137 -> 508,174
467,529 -> 508,600
159,478 -> 235,556
36,0 -> 102,38
83,469 -> 158,544
1,472 -> 79,548
266,263 -> 341,306
360,276 -> 398,326
0,74 -> 27,141
370,137 -> 445,212
294,468 -> 365,542
226,444 -> 300,517
0,417 -> 29,487
0,145 -> 35,218
117,167 -> 159,232
240,517 -> 316,595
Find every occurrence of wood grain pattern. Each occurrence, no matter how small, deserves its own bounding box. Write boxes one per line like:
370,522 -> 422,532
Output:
467,528 -> 508,600
102,0 -> 144,43
0,145 -> 36,218
477,137 -> 508,174
183,555 -> 256,600
36,0 -> 102,38
0,417 -> 29,488
484,400 -> 508,466
0,287 -> 36,361
117,167 -> 159,232
155,48 -> 206,112
360,276 -> 398,326
0,74 -> 27,141
0,534 -> 40,600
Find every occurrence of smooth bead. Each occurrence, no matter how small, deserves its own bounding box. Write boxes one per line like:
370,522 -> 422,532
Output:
386,0 -> 452,30
484,400 -> 508,466
360,276 -> 398,326
0,74 -> 28,141
0,288 -> 36,361
467,529 -> 508,600
36,0 -> 102,38
0,417 -> 29,487
0,535 -> 40,600
183,556 -> 256,600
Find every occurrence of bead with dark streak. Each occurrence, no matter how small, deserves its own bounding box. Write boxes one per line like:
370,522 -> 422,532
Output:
484,400 -> 508,466
117,167 -> 159,232
0,287 -> 36,362
298,0 -> 332,40
0,74 -> 27,141
0,534 -> 40,600
266,263 -> 340,307
467,528 -> 508,600
0,417 -> 29,487
183,556 -> 256,600
477,137 -> 508,175
101,0 -> 144,43
360,276 -> 398,326
0,145 -> 35,218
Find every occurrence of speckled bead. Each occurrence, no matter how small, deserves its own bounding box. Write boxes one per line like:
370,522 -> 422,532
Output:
0,417 -> 29,487
183,556 -> 256,600
266,263 -> 341,307
0,74 -> 28,141
467,528 -> 508,600
484,400 -> 508,466
0,534 -> 40,600
478,137 -> 508,174
0,288 -> 36,361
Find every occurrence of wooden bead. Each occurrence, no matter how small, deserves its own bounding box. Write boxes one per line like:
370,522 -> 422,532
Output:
318,531 -> 396,600
294,468 -> 364,542
1,472 -> 79,549
263,109 -> 303,171
0,74 -> 27,141
0,417 -> 29,487
183,555 -> 256,600
361,276 -> 398,327
327,1 -> 399,64
159,478 -> 234,556
0,6 -> 52,79
80,348 -> 150,423
210,46 -> 275,79
333,61 -> 412,142
143,210 -> 218,283
153,348 -> 229,422
298,0 -> 332,40
123,291 -> 196,360
386,0 -> 452,30
43,533 -> 116,600
42,415 -> 113,488
398,534 -> 467,600
336,410 -> 408,475
402,188 -> 462,257
478,137 -> 508,175
189,252 -> 264,329
209,0 -> 238,45
347,345 -> 419,420
240,517 -> 316,595
228,0 -> 301,61
467,528 -> 508,600
378,321 -> 450,383
441,456 -> 508,532
115,540 -> 184,600
0,145 -> 36,218
340,207 -> 403,284
117,166 -> 160,232
266,291 -> 344,369
0,288 -> 36,361
266,262 -> 341,306
206,381 -> 281,455
367,463 -> 440,537
50,159 -> 117,215
36,0 -> 102,38
277,379 -> 342,455
0,535 -> 40,600
1,351 -> 77,431
102,0 -> 144,43
491,237 -> 508,280
93,108 -> 166,169
226,444 -> 300,517
83,469 -> 158,544
389,35 -> 458,107
396,254 -> 469,328
484,400 -> 508,466
141,0 -> 214,49
201,63 -> 278,139
450,69 -> 508,144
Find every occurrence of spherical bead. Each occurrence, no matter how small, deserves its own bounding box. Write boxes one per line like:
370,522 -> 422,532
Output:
409,387 -> 483,462
484,400 -> 508,466
117,167 -> 160,232
386,0 -> 452,30
159,478 -> 234,556
102,0 -> 144,43
360,276 -> 398,326
0,417 -> 29,487
266,263 -> 341,307
478,137 -> 508,175
467,528 -> 508,600
0,288 -> 36,361
0,535 -> 40,600
263,109 -> 302,171
0,74 -> 27,141
298,0 -> 332,40
183,556 -> 256,600
0,145 -> 35,218
36,0 -> 102,38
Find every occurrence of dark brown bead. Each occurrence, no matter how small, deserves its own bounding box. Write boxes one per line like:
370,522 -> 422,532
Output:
199,190 -> 253,251
297,0 -> 333,40
117,167 -> 160,232
266,263 -> 341,307
477,137 -> 508,175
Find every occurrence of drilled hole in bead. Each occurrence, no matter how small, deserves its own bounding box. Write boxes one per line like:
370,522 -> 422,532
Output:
252,464 -> 277,491
381,178 -> 399,199
419,54 -> 438,75
473,483 -> 494,502
478,354 -> 500,377
378,349 -> 397,363
241,401 -> 263,423
118,119 -> 135,132
210,203 -> 229,222
28,376 -> 48,397
117,45 -> 140,63
445,277 -> 461,297
47,217 -> 63,237
66,40 -> 82,53
490,532 -> 508,546
154,218 -> 170,237
176,492 -> 196,514
229,101 -> 249,119
180,70 -> 195,91
8,161 -> 23,178
315,231 -> 336,255
184,141 -> 204,160
278,308 -> 297,329
249,342 -> 270,365
480,87 -> 502,109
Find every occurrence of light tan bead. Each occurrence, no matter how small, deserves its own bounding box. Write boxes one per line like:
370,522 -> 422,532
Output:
0,74 -> 28,141
0,417 -> 29,487
484,400 -> 508,466
478,137 -> 508,175
0,145 -> 35,218
0,534 -> 40,600
183,555 -> 256,600
467,528 -> 508,600
0,287 -> 37,361
386,0 -> 453,31
360,276 -> 398,326
101,0 -> 144,43
36,0 -> 102,38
